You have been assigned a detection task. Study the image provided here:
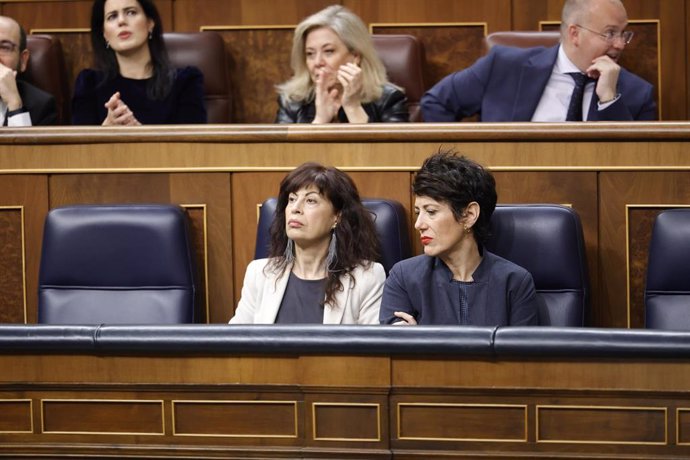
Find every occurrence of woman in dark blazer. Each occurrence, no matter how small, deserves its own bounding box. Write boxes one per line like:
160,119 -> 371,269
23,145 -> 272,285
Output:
380,151 -> 538,326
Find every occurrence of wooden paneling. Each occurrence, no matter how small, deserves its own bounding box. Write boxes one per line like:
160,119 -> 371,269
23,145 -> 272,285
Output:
537,406 -> 667,444
0,175 -> 48,324
0,400 -> 32,433
398,403 -> 527,441
205,28 -> 294,124
600,171 -> 690,328
173,401 -> 298,437
3,350 -> 690,457
42,400 -> 164,435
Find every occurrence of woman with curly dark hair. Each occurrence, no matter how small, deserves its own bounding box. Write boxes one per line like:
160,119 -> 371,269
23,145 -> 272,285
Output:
230,162 -> 384,324
380,150 -> 538,326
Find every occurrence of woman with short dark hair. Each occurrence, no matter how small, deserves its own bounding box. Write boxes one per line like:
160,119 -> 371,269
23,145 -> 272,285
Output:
72,0 -> 206,125
230,162 -> 384,324
380,151 -> 538,326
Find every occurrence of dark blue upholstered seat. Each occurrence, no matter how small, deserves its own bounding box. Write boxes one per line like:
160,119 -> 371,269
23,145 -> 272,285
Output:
645,209 -> 690,330
38,204 -> 196,324
254,197 -> 411,275
484,205 -> 589,326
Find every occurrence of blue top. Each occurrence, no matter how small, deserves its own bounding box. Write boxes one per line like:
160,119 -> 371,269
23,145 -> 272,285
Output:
380,250 -> 538,326
71,66 -> 207,125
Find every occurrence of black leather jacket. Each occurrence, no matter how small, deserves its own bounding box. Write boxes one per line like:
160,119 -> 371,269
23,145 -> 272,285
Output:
275,83 -> 409,123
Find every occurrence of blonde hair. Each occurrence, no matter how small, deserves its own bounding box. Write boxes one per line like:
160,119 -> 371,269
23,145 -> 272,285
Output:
276,5 -> 390,104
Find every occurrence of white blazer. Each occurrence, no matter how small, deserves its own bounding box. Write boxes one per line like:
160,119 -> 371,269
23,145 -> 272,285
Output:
229,258 -> 385,324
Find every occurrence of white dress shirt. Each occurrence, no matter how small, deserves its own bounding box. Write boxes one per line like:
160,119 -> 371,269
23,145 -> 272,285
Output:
0,100 -> 32,127
532,45 -> 615,122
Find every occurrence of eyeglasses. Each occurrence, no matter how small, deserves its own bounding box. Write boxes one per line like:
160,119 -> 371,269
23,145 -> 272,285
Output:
575,24 -> 634,45
0,40 -> 18,55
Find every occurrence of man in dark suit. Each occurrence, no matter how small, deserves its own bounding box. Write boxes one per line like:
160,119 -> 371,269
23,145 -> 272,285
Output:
0,15 -> 57,126
421,0 -> 656,122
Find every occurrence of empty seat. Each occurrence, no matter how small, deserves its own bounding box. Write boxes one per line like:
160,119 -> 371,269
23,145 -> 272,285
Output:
372,34 -> 425,122
645,209 -> 690,330
38,204 -> 196,324
164,32 -> 231,123
23,34 -> 70,124
255,197 -> 411,274
484,204 -> 589,326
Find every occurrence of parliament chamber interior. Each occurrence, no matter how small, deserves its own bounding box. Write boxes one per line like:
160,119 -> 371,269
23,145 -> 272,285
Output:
2,0 -> 690,458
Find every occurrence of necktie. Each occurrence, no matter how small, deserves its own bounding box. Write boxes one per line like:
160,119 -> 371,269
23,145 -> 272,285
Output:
566,72 -> 591,121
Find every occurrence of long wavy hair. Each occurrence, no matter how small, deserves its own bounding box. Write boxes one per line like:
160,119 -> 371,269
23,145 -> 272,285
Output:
90,0 -> 174,100
276,5 -> 391,105
413,150 -> 498,244
267,162 -> 380,307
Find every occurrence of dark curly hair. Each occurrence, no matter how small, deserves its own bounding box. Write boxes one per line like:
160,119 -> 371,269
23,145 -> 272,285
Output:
90,0 -> 174,100
413,150 -> 497,244
268,162 -> 380,307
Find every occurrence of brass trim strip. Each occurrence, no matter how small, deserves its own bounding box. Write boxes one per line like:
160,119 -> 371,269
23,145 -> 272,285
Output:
397,402 -> 527,442
29,28 -> 90,34
171,400 -> 298,438
677,408 -> 690,445
0,399 -> 33,434
200,25 -> 295,32
536,404 -> 667,445
40,399 -> 165,436
312,402 -> 381,442
369,22 -> 488,36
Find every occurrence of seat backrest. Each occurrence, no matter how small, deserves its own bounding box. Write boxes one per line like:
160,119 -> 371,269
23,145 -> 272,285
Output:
372,34 -> 425,122
38,204 -> 196,324
22,34 -> 70,124
483,31 -> 561,54
484,204 -> 589,326
645,209 -> 690,330
255,197 -> 411,274
163,32 -> 231,123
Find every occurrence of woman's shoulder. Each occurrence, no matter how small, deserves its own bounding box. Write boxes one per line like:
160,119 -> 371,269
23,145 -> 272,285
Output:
482,250 -> 532,277
350,261 -> 385,277
389,255 -> 433,275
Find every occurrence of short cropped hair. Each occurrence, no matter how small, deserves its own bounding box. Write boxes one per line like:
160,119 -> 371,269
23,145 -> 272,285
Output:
413,150 -> 497,244
277,5 -> 390,104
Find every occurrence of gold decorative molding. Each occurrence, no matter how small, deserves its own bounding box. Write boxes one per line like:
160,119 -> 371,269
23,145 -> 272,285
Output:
40,399 -> 165,435
397,402 -> 527,442
312,402 -> 381,442
0,399 -> 33,434
536,404 -> 667,445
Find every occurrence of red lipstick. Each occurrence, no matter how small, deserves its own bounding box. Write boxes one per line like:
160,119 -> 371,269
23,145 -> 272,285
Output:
420,236 -> 433,245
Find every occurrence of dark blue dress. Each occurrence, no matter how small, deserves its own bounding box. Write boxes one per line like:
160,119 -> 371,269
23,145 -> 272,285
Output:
71,66 -> 207,125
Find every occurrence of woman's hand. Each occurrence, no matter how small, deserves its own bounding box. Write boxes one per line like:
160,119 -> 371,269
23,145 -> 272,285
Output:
102,92 -> 141,126
337,62 -> 368,123
312,68 -> 341,124
392,311 -> 418,326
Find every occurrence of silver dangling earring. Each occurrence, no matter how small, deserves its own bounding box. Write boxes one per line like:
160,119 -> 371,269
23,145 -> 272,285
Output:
284,238 -> 295,264
325,227 -> 337,271
148,30 -> 153,40
105,40 -> 110,49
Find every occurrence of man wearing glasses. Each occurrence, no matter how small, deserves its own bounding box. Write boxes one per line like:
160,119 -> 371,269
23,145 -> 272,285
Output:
421,0 -> 656,122
0,16 -> 57,126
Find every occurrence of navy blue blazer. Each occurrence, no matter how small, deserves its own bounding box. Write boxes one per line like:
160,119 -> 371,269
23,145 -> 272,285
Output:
421,45 -> 657,122
380,251 -> 538,326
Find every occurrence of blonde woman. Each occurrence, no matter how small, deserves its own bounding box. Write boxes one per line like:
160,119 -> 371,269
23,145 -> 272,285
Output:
276,5 -> 408,124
